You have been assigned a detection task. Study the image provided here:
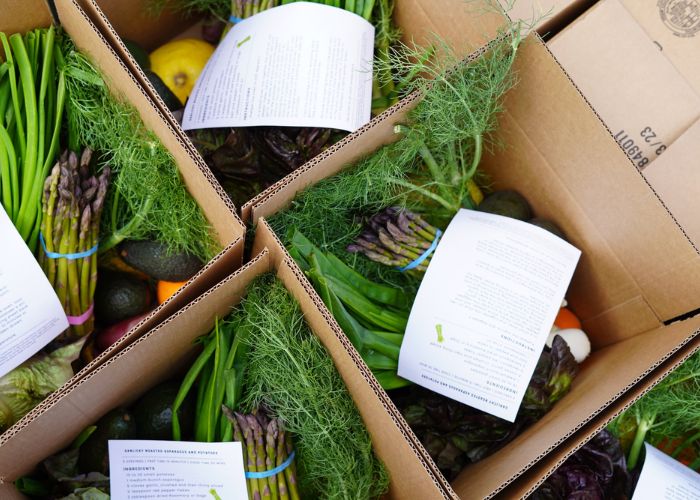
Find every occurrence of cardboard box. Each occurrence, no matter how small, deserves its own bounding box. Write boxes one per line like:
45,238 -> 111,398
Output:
0,0 -> 245,440
548,0 -> 700,166
497,333 -> 700,498
78,0 -> 508,222
621,0 -> 700,93
0,238 -> 453,499
502,0 -> 595,36
245,32 -> 700,497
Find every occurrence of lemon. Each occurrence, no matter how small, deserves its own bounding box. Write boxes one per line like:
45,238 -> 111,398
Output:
150,38 -> 215,105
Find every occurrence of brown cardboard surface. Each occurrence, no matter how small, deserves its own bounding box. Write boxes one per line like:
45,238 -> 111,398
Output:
621,0 -> 700,94
499,329 -> 700,499
643,119 -> 700,248
0,0 -> 52,33
0,247 -> 451,500
549,0 -> 700,164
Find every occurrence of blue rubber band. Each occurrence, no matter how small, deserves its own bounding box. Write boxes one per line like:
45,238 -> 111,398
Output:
245,451 -> 295,479
40,233 -> 98,260
397,229 -> 442,272
229,15 -> 244,24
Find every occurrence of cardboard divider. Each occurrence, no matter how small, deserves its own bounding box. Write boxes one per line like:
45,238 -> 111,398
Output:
0,247 -> 453,500
0,0 -> 245,449
245,34 -> 700,498
499,334 -> 700,498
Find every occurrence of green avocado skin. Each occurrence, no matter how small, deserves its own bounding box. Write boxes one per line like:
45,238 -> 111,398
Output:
78,408 -> 136,474
477,190 -> 532,221
94,271 -> 152,325
145,70 -> 183,112
120,240 -> 204,282
132,381 -> 195,441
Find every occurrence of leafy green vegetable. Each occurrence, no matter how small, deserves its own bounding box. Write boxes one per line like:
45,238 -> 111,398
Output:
0,339 -> 84,432
240,274 -> 389,499
59,35 -> 217,261
609,350 -> 700,470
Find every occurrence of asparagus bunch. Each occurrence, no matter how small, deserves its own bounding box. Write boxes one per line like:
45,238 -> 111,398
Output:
347,207 -> 440,271
39,149 -> 109,341
223,406 -> 300,500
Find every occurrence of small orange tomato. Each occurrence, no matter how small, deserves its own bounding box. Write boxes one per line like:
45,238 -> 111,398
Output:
554,307 -> 582,330
157,280 -> 188,304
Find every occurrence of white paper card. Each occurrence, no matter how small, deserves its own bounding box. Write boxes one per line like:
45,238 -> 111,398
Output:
182,2 -> 375,133
109,440 -> 248,500
398,209 -> 581,422
631,443 -> 700,500
0,207 -> 68,378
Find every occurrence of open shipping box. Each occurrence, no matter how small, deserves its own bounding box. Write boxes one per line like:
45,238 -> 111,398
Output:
502,0 -> 595,36
242,22 -> 700,500
0,234 -> 454,499
0,0 -> 245,448
78,0 -> 508,222
16,0 -> 700,498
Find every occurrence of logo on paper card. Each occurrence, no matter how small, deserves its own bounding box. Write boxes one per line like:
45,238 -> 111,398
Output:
658,0 -> 700,37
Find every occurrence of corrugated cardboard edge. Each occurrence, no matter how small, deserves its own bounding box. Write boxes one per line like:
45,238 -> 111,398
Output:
54,0 -> 245,244
501,334 -> 700,499
253,218 -> 457,498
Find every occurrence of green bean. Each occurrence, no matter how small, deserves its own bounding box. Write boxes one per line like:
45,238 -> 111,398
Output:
373,370 -> 411,390
0,34 -> 25,160
362,350 -> 398,371
172,337 -> 217,440
195,359 -> 214,442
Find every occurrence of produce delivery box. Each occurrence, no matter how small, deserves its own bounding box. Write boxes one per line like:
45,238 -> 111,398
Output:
0,245 -> 452,499
0,0 -> 245,446
76,0 -> 507,221
495,333 -> 700,498
243,26 -> 700,499
548,0 -> 700,167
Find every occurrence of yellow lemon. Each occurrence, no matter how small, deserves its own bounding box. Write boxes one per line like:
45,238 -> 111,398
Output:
150,38 -> 215,105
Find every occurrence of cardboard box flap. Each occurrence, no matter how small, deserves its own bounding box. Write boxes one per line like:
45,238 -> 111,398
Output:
498,331 -> 700,499
643,119 -> 700,252
449,313 -> 700,498
483,35 -> 700,335
54,0 -> 242,249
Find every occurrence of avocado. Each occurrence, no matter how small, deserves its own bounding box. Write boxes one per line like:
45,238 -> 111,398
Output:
132,381 -> 195,440
78,408 -> 136,474
529,218 -> 568,241
145,70 -> 182,112
94,271 -> 152,325
123,39 -> 150,71
120,240 -> 204,282
477,190 -> 532,221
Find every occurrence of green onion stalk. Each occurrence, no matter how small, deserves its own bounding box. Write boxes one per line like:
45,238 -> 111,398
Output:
39,149 -> 109,342
0,25 -> 65,253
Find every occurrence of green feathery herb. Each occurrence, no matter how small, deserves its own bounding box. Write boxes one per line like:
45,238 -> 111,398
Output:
60,35 -> 217,261
268,23 -> 524,286
609,350 -> 700,470
240,274 -> 390,499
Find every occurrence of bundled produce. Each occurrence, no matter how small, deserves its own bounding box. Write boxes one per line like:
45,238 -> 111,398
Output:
347,206 -> 442,272
533,350 -> 700,498
39,149 -> 109,341
0,26 -> 65,252
222,407 -> 300,500
18,274 -> 389,499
